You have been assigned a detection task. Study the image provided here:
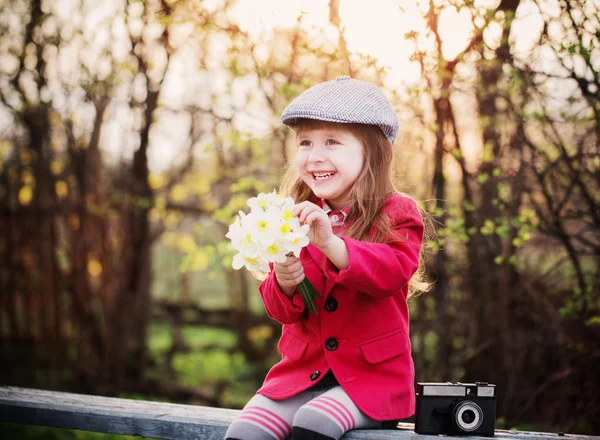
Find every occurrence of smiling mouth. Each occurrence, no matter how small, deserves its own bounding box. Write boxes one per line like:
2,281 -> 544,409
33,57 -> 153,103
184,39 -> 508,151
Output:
312,172 -> 336,181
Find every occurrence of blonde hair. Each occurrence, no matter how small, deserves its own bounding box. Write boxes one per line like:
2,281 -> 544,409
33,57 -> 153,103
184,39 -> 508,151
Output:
279,119 -> 431,298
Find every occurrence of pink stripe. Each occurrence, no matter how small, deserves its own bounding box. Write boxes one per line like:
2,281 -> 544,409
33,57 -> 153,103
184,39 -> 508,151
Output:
306,401 -> 348,431
319,396 -> 356,428
245,408 -> 290,436
243,411 -> 286,439
250,407 -> 292,431
238,415 -> 282,440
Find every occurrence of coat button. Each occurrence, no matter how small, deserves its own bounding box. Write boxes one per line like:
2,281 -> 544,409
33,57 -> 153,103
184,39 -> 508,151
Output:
325,298 -> 338,312
309,370 -> 321,381
325,338 -> 338,351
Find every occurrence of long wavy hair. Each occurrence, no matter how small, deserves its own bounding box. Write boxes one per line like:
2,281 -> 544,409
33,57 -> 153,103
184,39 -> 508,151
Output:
280,119 -> 431,298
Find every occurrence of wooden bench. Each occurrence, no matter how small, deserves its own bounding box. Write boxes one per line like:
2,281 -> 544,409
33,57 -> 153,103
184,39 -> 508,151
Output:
0,387 -> 597,439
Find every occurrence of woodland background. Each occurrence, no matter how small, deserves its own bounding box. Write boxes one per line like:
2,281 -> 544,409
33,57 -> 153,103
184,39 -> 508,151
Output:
0,0 -> 598,438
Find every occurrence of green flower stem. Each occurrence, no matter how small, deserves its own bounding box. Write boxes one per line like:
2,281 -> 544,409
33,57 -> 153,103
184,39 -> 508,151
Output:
297,278 -> 320,314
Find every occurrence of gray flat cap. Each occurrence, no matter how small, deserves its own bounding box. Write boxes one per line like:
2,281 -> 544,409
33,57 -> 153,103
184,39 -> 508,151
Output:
281,76 -> 399,144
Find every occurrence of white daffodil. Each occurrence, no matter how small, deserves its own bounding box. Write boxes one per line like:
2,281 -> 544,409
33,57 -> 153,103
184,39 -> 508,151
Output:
278,219 -> 295,238
252,206 -> 284,246
279,198 -> 301,230
226,192 -> 320,314
226,214 -> 256,254
248,190 -> 291,211
232,251 -> 270,272
279,196 -> 294,212
267,190 -> 287,207
237,212 -> 259,249
282,233 -> 310,257
228,192 -> 312,269
225,217 -> 243,250
294,223 -> 310,236
247,191 -> 274,212
259,239 -> 289,263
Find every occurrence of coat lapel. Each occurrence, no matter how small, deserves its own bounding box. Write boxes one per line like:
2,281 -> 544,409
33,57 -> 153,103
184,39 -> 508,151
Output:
304,245 -> 337,299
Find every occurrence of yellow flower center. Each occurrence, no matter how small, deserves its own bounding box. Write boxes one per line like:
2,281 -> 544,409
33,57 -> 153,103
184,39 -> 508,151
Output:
292,238 -> 300,245
256,220 -> 268,231
244,257 -> 258,265
280,223 -> 292,235
283,209 -> 294,220
267,244 -> 279,255
246,233 -> 253,243
258,199 -> 268,207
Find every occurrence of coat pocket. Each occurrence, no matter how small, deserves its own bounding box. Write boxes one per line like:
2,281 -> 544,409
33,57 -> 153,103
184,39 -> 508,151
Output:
360,328 -> 406,365
278,330 -> 309,361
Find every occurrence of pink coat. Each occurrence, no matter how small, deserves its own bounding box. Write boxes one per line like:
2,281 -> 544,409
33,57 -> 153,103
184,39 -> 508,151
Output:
257,194 -> 424,421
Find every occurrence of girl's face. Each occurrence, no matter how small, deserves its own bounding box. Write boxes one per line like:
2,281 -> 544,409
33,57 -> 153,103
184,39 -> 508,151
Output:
296,126 -> 364,210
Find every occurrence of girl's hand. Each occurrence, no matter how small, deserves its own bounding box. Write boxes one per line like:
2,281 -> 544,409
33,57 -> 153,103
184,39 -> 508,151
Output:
293,201 -> 334,250
274,255 -> 305,298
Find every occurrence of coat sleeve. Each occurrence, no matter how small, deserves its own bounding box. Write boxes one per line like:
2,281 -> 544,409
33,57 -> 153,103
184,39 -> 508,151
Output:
258,269 -> 307,324
323,195 -> 424,299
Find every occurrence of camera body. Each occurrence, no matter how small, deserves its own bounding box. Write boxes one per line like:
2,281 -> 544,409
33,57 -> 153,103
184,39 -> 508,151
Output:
415,382 -> 496,436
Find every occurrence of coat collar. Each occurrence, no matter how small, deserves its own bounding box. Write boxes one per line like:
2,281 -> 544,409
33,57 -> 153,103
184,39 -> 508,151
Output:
317,199 -> 352,233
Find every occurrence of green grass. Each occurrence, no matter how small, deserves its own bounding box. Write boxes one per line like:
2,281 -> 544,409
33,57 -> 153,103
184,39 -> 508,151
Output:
4,244 -> 269,439
148,323 -> 238,355
146,322 -> 256,408
2,324 -> 255,439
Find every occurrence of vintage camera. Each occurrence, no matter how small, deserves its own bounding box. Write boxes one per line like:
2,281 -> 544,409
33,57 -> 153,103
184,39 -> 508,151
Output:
415,382 -> 496,436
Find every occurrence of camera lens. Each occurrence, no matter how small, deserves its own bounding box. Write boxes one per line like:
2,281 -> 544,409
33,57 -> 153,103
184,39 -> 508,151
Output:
462,409 -> 475,424
452,400 -> 483,432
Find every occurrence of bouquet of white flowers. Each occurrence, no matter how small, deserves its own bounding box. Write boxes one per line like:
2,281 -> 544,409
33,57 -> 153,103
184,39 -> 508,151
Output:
226,191 -> 320,313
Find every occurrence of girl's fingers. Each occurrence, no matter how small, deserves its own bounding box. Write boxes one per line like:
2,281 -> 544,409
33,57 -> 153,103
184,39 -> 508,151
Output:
292,201 -> 312,216
287,266 -> 304,280
293,201 -> 320,223
277,272 -> 304,287
305,210 -> 324,227
281,256 -> 298,266
292,273 -> 305,285
287,263 -> 303,274
276,264 -> 304,280
301,206 -> 321,224
295,206 -> 311,223
274,258 -> 304,286
274,257 -> 298,271
274,259 -> 301,271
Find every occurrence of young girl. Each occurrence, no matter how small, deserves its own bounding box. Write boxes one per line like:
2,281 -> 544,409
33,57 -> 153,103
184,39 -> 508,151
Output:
225,76 -> 428,440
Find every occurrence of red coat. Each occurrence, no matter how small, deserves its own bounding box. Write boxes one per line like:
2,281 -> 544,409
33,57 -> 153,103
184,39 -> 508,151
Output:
257,194 -> 424,421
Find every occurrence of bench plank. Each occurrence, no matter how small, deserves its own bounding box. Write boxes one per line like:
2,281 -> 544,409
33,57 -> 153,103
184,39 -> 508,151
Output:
0,387 -> 597,439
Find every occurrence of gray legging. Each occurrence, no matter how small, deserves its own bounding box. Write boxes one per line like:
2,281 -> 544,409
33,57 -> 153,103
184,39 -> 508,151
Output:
224,385 -> 381,440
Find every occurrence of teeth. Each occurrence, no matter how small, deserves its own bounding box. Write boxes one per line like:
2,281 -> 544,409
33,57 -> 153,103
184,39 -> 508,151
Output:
314,172 -> 334,180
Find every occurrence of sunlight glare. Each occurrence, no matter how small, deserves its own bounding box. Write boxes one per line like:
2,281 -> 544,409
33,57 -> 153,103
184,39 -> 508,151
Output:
338,0 -> 424,86
229,0 -> 329,39
226,0 -> 496,87
438,7 -> 473,60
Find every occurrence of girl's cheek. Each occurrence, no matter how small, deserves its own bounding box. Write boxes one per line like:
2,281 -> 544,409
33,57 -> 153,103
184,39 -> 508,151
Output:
296,153 -> 307,170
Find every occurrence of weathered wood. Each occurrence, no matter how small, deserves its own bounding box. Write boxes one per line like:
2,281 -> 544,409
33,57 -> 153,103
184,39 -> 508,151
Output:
0,387 -> 597,439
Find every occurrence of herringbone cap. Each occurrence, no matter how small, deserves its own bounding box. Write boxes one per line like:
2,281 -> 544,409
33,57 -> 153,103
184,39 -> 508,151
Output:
281,76 -> 399,144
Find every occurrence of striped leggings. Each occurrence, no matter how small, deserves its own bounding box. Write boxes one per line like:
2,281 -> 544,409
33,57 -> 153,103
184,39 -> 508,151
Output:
224,385 -> 381,440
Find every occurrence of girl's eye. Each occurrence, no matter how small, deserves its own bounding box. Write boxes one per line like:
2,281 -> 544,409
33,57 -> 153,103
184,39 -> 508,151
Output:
298,139 -> 338,147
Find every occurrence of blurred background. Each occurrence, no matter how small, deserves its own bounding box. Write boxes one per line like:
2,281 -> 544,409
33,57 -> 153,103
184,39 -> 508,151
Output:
0,0 -> 598,438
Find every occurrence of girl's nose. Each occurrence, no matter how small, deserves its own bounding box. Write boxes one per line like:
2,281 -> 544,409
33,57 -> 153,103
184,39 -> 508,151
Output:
308,145 -> 326,163
308,154 -> 324,164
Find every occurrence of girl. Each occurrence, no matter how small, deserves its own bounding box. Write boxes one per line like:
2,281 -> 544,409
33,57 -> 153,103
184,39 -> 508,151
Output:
225,76 -> 429,440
